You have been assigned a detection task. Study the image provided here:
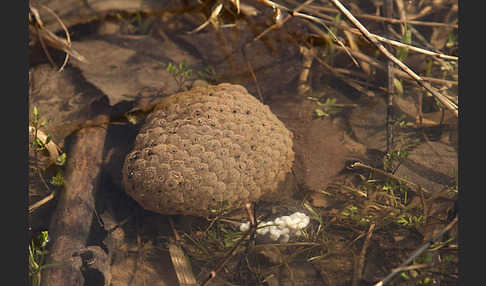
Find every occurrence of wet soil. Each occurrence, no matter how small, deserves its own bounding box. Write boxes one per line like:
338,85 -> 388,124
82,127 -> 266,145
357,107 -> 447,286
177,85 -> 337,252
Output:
29,1 -> 458,285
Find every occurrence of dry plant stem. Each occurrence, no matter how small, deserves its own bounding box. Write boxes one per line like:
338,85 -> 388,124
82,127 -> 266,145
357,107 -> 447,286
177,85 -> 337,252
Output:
29,191 -> 56,213
384,0 -> 395,155
169,216 -> 181,241
254,0 -> 314,41
30,162 -> 55,212
314,55 -> 375,97
368,32 -> 457,61
200,203 -> 255,286
385,60 -> 394,154
353,223 -> 375,286
374,216 -> 458,286
306,5 -> 456,28
349,162 -> 428,194
241,45 -> 264,102
39,4 -> 71,71
327,0 -> 458,116
394,0 -> 407,35
304,21 -> 359,68
29,5 -> 87,63
292,7 -> 458,61
332,44 -> 457,86
406,24 -> 457,77
297,45 -> 315,95
34,24 -> 57,68
392,263 -> 430,272
168,241 -> 198,286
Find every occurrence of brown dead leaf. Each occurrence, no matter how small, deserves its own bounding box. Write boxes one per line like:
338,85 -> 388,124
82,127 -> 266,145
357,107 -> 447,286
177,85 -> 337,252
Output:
29,64 -> 107,146
69,35 -> 199,106
395,141 -> 457,193
31,0 -> 175,33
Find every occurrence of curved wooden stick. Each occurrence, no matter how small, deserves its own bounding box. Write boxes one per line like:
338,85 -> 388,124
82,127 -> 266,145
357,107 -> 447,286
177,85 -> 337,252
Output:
41,113 -> 109,286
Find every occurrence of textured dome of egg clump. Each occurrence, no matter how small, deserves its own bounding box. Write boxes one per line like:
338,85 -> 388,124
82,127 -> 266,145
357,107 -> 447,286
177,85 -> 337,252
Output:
122,83 -> 294,216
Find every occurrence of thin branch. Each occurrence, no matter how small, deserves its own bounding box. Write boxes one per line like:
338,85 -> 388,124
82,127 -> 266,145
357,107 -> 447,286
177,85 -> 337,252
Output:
370,32 -> 457,61
348,161 -> 429,194
254,0 -> 314,41
331,45 -> 457,86
306,5 -> 457,28
29,190 -> 56,213
242,44 -> 264,102
374,216 -> 458,286
290,7 -> 457,62
287,2 -> 458,61
327,0 -> 457,116
314,55 -> 376,97
353,223 -> 375,286
384,0 -> 395,155
39,4 -> 71,71
29,5 -> 87,63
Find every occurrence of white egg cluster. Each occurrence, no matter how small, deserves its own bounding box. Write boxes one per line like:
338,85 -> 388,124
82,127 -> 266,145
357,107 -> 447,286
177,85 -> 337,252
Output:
239,212 -> 310,243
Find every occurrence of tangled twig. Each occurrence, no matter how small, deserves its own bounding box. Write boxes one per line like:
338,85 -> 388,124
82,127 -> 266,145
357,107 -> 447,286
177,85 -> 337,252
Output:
326,0 -> 457,116
374,216 -> 458,286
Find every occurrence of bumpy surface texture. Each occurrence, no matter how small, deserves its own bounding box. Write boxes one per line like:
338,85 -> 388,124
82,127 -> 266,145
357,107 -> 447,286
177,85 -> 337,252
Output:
122,83 -> 294,216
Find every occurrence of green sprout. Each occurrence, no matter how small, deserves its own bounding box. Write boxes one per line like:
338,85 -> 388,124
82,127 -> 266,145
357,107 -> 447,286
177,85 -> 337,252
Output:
49,171 -> 64,187
396,25 -> 412,61
396,214 -> 424,227
31,107 -> 48,152
29,231 -> 49,286
167,61 -> 193,91
312,97 -> 343,118
341,205 -> 371,226
323,13 -> 341,65
196,65 -> 217,84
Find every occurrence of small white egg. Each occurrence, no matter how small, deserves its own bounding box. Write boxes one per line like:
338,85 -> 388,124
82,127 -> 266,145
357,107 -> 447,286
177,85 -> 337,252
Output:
269,228 -> 282,241
240,222 -> 250,232
279,233 -> 290,243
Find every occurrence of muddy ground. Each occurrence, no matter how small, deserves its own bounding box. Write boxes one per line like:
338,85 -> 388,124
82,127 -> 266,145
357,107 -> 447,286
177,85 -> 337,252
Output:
29,0 -> 458,285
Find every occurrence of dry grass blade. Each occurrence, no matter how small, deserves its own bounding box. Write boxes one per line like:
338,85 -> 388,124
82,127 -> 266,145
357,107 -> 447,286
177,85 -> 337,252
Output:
331,45 -> 457,86
29,191 -> 56,213
29,5 -> 87,64
308,5 -> 457,28
188,2 -> 223,34
327,0 -> 458,116
370,32 -> 457,61
254,0 -> 314,41
39,4 -> 71,71
168,240 -> 198,286
229,0 -> 240,14
242,45 -> 264,101
314,53 -> 376,97
291,4 -> 457,61
304,20 -> 360,68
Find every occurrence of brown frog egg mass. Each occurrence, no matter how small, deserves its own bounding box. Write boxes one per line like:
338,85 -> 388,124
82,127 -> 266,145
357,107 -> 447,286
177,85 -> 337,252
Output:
122,83 -> 294,216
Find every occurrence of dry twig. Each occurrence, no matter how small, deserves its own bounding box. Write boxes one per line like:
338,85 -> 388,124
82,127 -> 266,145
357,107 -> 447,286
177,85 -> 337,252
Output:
200,203 -> 256,286
348,161 -> 429,194
374,216 -> 458,286
29,5 -> 87,66
326,0 -> 457,116
353,223 -> 376,286
307,5 -> 457,28
291,4 -> 458,61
